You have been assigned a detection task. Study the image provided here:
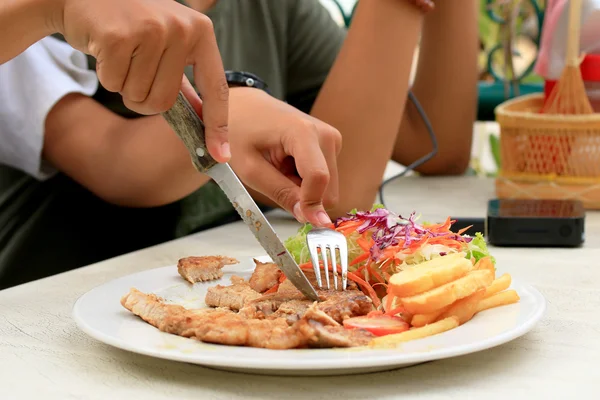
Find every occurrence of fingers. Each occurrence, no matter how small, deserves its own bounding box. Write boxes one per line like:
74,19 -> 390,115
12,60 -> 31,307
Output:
242,156 -> 303,221
285,122 -> 334,227
123,37 -> 186,115
118,19 -> 167,103
188,15 -> 230,163
94,33 -> 136,94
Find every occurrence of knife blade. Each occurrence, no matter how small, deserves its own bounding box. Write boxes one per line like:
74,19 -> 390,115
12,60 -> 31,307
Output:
162,92 -> 319,301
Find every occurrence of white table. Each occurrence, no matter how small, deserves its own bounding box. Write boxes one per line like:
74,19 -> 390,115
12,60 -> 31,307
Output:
1,177 -> 598,399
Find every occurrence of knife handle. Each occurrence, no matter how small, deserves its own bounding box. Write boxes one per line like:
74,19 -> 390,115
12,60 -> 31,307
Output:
161,92 -> 218,173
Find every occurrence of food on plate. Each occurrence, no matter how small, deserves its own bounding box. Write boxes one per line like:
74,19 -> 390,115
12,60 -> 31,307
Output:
388,253 -> 474,298
343,314 -> 410,336
399,269 -> 494,314
177,255 -> 239,283
438,288 -> 485,325
249,259 -> 282,293
477,290 -> 520,313
284,205 -> 520,348
369,316 -> 460,348
204,280 -> 262,311
484,273 -> 512,298
121,206 -> 520,350
121,284 -> 376,349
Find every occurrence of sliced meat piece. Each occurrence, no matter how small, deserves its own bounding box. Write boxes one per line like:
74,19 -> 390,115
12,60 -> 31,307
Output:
246,319 -> 308,349
277,270 -> 358,296
204,281 -> 261,311
121,288 -> 306,349
241,289 -> 372,324
238,292 -> 307,319
298,304 -> 375,348
249,259 -> 281,293
230,275 -> 246,285
315,290 -> 374,323
299,319 -> 375,348
177,256 -> 239,283
277,278 -> 302,295
270,299 -> 312,325
121,288 -> 237,340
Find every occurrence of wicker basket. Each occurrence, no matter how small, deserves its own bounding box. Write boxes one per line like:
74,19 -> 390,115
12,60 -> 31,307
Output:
495,93 -> 600,209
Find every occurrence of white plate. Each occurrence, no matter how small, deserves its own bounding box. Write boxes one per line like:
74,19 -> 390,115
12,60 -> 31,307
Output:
73,256 -> 546,376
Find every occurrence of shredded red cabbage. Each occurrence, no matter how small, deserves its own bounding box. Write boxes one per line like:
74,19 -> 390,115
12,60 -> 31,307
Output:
335,208 -> 472,261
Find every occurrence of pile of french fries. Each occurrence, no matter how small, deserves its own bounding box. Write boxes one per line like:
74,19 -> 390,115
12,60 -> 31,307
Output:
369,253 -> 520,348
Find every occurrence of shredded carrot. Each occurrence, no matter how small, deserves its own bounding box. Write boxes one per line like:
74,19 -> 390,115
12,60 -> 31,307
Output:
264,284 -> 279,294
350,252 -> 370,266
456,225 -> 473,235
347,272 -> 381,307
367,264 -> 385,283
356,236 -> 373,252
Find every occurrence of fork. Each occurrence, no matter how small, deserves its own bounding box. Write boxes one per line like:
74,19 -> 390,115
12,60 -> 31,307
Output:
306,228 -> 348,291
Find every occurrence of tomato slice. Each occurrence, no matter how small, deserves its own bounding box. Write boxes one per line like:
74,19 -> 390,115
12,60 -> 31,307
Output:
343,315 -> 410,336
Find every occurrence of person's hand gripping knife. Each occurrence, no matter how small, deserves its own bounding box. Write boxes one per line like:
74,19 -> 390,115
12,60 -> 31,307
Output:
1,0 -> 231,163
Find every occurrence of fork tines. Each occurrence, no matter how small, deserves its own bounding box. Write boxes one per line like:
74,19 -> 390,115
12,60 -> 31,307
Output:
306,228 -> 348,291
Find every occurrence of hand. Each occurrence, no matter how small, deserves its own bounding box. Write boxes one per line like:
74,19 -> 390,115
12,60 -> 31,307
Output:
226,88 -> 342,226
54,0 -> 230,162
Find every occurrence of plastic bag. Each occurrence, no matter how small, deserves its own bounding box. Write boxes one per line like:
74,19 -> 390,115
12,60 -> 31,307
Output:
535,0 -> 600,80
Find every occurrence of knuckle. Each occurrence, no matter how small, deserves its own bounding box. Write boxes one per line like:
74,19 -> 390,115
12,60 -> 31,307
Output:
311,168 -> 330,187
100,28 -> 127,50
139,18 -> 168,43
194,13 -> 215,33
271,185 -> 296,209
143,89 -> 178,114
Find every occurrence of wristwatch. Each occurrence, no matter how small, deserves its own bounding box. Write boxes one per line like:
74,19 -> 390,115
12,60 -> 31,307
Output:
225,71 -> 270,94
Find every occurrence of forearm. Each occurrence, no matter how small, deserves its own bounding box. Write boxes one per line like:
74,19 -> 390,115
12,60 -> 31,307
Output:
0,0 -> 62,64
393,0 -> 479,175
43,94 -> 210,207
310,0 -> 423,217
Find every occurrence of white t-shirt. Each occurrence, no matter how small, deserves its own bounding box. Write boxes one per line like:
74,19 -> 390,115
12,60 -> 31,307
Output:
0,36 -> 99,179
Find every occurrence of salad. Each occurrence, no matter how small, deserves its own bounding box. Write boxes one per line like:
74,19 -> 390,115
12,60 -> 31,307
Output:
284,205 -> 495,313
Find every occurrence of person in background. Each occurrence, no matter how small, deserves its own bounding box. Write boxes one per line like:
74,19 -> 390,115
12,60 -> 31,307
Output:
0,0 -> 478,289
182,0 -> 480,216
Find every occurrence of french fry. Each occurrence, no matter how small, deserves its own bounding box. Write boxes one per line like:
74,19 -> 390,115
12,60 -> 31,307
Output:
388,253 -> 472,298
369,316 -> 460,348
410,306 -> 450,327
474,256 -> 495,279
438,288 -> 486,325
476,290 -> 520,313
484,273 -> 512,299
400,269 -> 494,314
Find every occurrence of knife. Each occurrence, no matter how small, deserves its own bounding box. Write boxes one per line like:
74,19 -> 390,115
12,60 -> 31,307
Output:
162,92 -> 319,301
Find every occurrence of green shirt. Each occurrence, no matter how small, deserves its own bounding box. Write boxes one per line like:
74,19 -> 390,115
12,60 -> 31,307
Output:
0,0 -> 345,289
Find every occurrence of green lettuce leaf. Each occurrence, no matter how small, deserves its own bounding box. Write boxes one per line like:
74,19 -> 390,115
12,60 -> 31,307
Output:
465,232 -> 496,265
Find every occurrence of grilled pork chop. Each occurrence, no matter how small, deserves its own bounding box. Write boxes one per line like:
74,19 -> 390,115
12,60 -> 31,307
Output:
121,288 -> 373,349
249,259 -> 281,293
177,256 -> 239,283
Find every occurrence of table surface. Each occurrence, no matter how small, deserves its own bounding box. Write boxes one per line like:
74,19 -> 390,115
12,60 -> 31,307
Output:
1,177 -> 598,399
